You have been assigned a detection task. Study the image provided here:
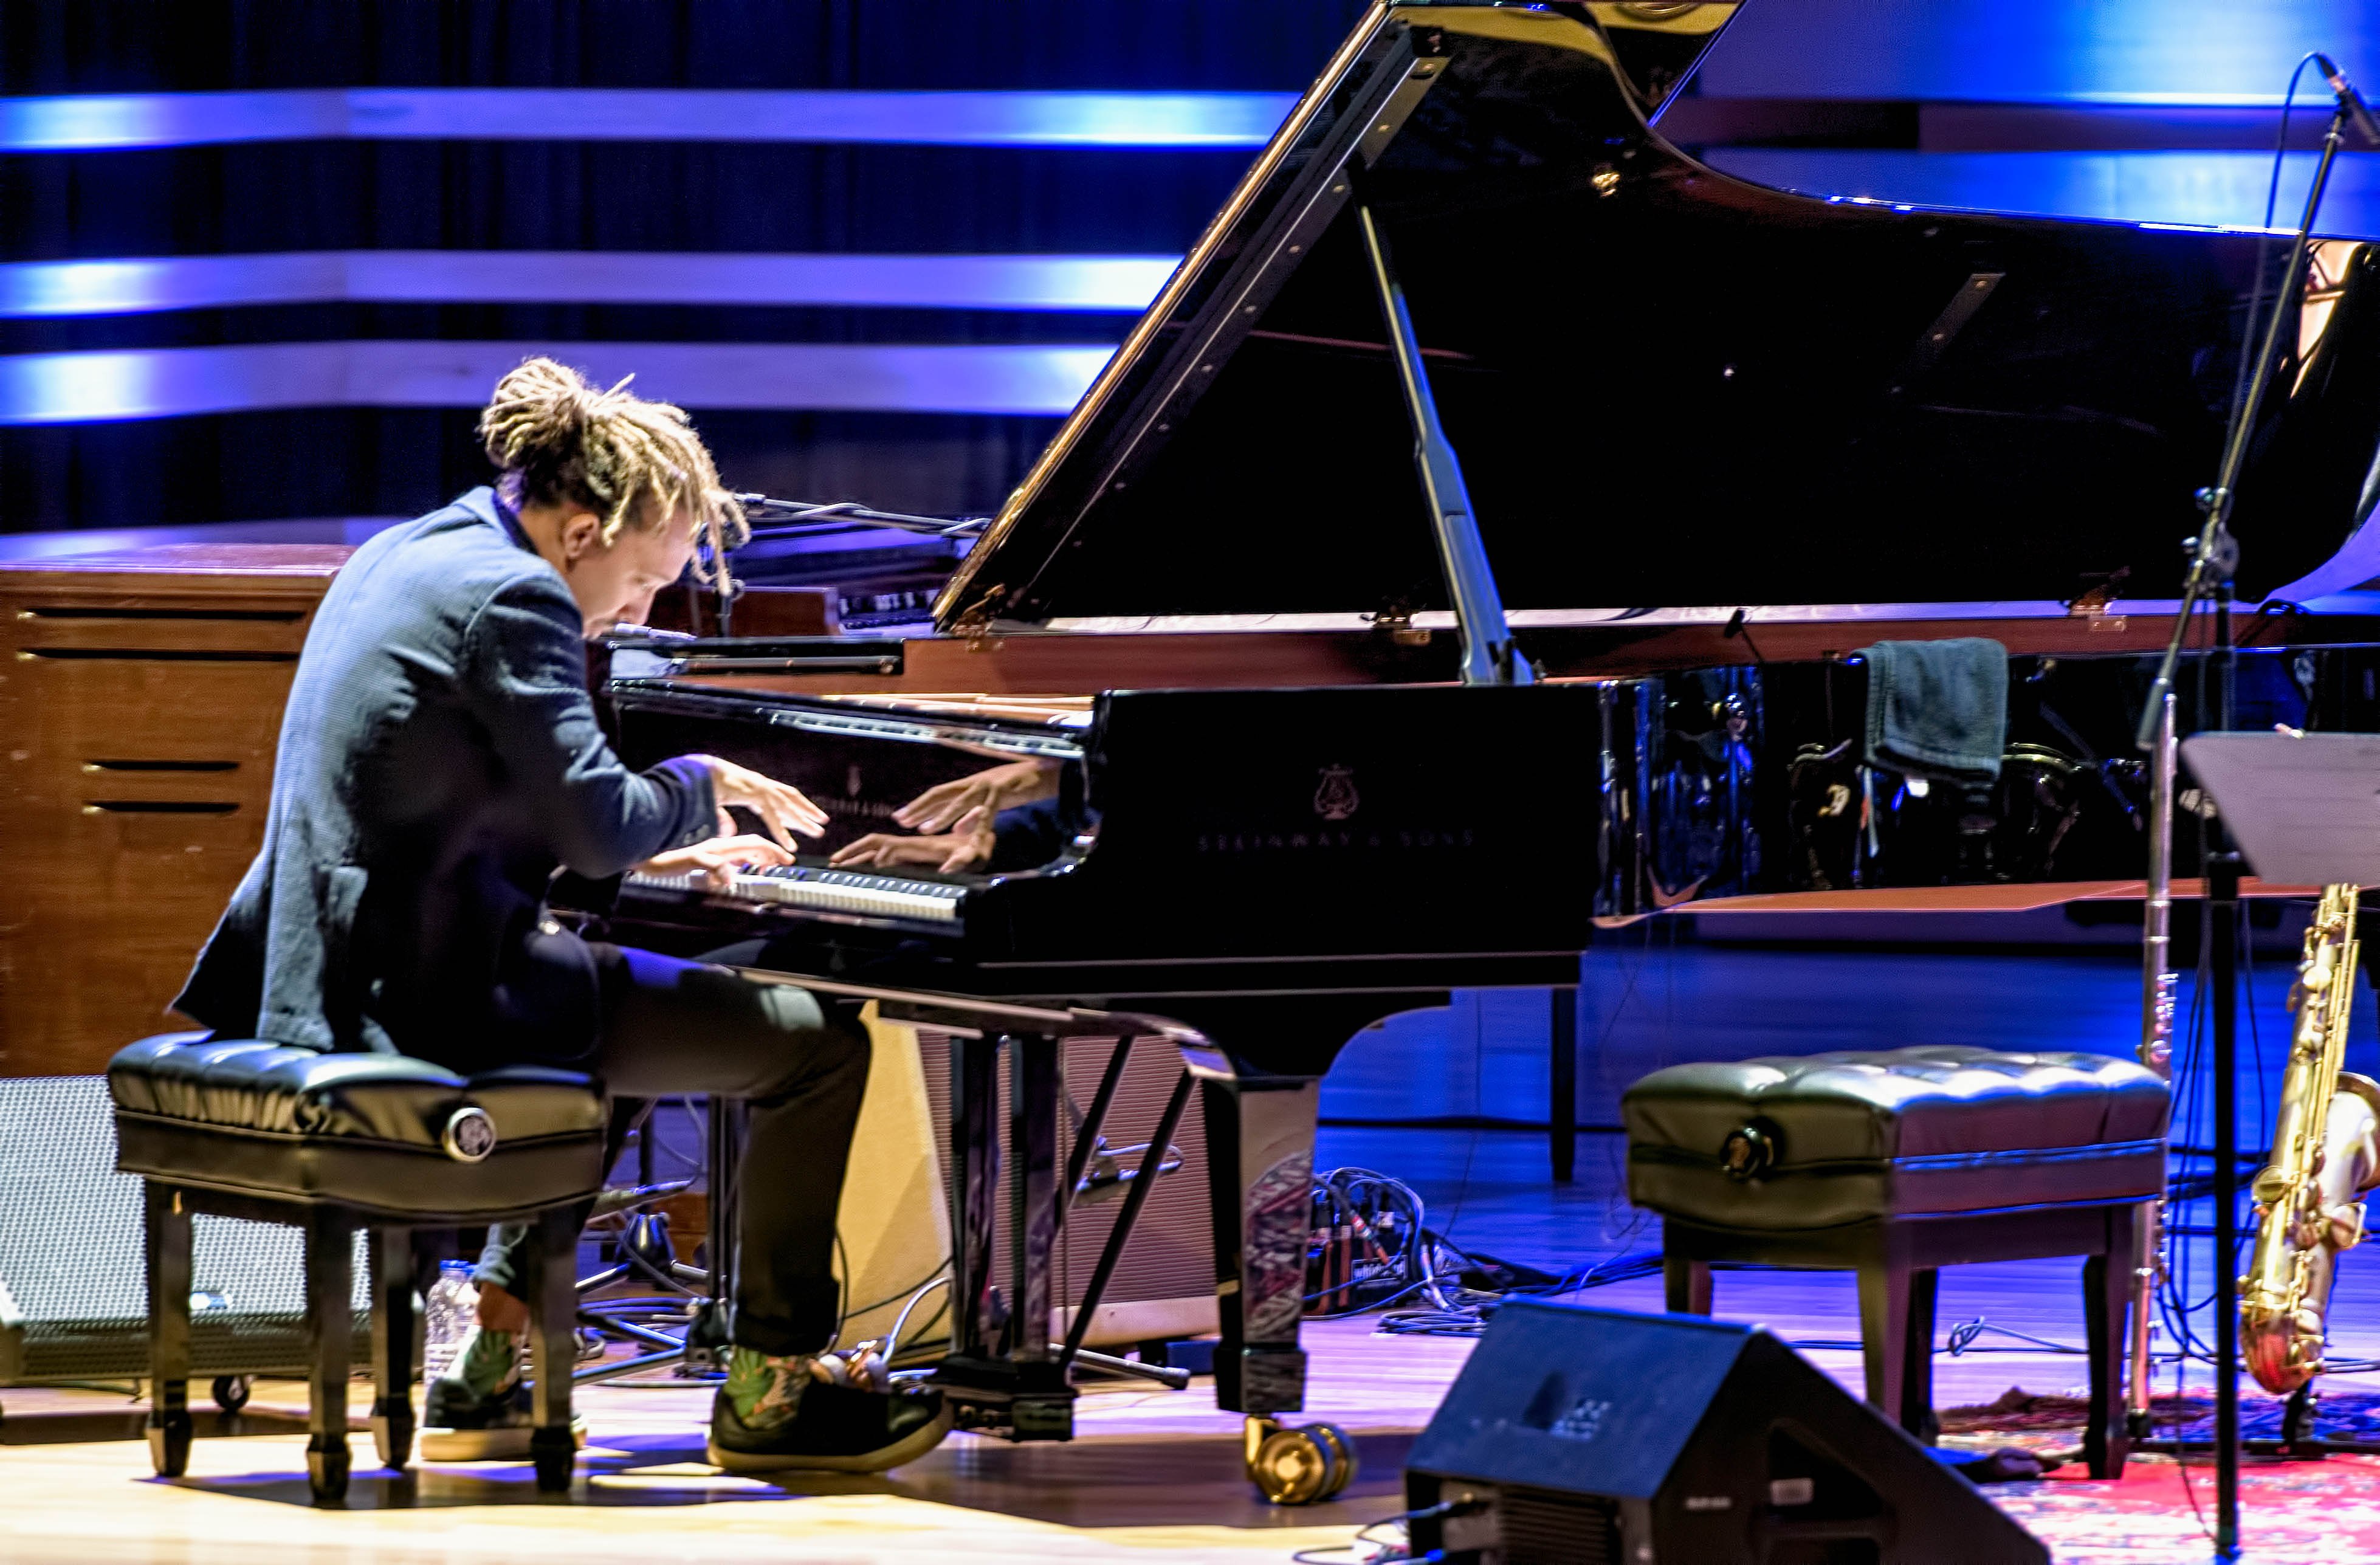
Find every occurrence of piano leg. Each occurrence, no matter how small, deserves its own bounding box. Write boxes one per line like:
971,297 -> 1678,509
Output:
1163,991 -> 1446,1428
1008,1033 -> 1061,1366
1550,985 -> 1578,1183
1198,1073 -> 1322,1417
935,1030 -> 1077,1440
1195,1069 -> 1368,1505
948,1033 -> 999,1360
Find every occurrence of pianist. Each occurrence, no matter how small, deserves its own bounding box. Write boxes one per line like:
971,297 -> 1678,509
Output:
170,357 -> 949,1475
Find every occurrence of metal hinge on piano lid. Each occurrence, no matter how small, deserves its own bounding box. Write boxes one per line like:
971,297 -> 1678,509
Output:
949,586 -> 1005,648
1363,599 -> 1434,647
2063,567 -> 2130,631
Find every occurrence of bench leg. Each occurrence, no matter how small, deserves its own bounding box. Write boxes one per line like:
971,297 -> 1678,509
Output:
2085,1208 -> 2135,1479
1859,1261 -> 1938,1440
305,1209 -> 354,1504
143,1183 -> 193,1478
526,1203 -> 580,1494
1665,1254 -> 1713,1315
369,1226 -> 416,1470
1905,1267 -> 1939,1442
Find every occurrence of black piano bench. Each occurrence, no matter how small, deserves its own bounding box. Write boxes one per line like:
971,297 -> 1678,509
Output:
1622,1047 -> 2169,1479
107,1032 -> 608,1502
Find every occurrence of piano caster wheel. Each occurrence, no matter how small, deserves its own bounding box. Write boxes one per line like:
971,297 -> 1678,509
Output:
212,1374 -> 252,1413
1245,1415 -> 1357,1505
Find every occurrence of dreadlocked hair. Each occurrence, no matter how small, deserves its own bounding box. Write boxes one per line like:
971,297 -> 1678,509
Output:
476,356 -> 746,588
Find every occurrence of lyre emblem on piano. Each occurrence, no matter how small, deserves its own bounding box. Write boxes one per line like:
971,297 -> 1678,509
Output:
1313,765 -> 1361,822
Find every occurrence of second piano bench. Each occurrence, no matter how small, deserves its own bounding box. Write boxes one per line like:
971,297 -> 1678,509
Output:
106,1033 -> 608,1502
1622,1046 -> 2169,1479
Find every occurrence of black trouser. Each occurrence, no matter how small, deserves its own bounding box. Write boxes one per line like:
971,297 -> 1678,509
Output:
475,943 -> 869,1357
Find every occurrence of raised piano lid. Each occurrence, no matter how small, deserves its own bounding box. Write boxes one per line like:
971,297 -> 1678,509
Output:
935,1 -> 2380,639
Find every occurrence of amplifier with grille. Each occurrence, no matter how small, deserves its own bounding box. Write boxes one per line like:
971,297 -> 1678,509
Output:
891,1028 -> 1214,1357
0,1075 -> 368,1394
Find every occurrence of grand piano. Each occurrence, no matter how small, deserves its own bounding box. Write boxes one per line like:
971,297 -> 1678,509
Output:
566,0 -> 2380,1484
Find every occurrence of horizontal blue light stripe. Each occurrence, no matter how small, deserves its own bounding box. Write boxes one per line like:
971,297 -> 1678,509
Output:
0,517 -> 405,562
0,340 -> 1115,423
1709,148 -> 2380,234
0,88 -> 1296,152
0,250 -> 1179,318
1701,0 -> 2380,104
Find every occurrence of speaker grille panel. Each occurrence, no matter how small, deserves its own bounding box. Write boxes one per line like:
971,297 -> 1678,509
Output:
0,1075 -> 368,1381
1501,1487 -> 1623,1565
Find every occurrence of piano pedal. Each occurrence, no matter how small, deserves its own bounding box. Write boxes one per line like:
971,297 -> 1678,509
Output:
1243,1414 -> 1358,1505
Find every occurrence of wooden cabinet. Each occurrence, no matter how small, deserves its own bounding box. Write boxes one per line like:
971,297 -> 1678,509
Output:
0,546 -> 348,1075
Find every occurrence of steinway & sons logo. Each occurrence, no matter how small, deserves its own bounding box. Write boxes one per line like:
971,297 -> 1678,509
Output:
1191,762 -> 1477,856
1313,764 -> 1360,822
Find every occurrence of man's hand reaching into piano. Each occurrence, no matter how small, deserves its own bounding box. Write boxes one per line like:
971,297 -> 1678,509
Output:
636,834 -> 795,893
696,755 -> 830,848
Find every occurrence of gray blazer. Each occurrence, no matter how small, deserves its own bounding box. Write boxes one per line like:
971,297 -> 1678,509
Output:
174,489 -> 715,1064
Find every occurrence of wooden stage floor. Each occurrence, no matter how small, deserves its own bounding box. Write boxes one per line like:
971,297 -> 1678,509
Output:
13,932 -> 2380,1563
10,1131 -> 2380,1565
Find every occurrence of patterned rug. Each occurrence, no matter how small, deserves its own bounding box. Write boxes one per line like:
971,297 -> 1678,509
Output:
1939,1386 -> 2380,1561
1943,1384 -> 2380,1448
1987,1453 -> 2380,1562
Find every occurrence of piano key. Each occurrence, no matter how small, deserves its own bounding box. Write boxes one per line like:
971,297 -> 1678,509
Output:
624,862 -> 970,923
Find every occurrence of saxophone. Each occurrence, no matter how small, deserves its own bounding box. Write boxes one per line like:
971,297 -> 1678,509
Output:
2241,884 -> 2380,1394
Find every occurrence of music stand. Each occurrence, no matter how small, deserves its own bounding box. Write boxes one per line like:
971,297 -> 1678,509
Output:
2181,732 -> 2380,887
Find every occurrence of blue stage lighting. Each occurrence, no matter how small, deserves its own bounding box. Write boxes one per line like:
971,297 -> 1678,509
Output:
0,252 -> 1181,318
0,89 -> 1297,152
0,341 -> 1118,423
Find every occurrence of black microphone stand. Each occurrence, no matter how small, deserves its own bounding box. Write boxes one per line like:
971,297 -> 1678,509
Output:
2133,96 -> 2354,1560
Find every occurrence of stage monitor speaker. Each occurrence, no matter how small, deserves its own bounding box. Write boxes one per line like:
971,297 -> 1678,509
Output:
1406,1300 -> 2046,1565
0,1075 -> 368,1392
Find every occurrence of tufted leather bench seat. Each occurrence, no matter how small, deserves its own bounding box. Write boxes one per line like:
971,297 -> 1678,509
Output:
1624,1046 -> 2170,1479
1625,1047 -> 2170,1229
110,1032 -> 608,1501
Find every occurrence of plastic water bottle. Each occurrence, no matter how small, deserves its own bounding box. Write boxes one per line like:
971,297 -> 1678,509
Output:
422,1261 -> 480,1384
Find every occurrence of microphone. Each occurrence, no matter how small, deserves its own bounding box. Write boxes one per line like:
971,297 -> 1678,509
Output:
2314,53 -> 2380,148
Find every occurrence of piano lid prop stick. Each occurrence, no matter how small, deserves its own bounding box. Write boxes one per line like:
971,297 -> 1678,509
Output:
1354,201 -> 1533,688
